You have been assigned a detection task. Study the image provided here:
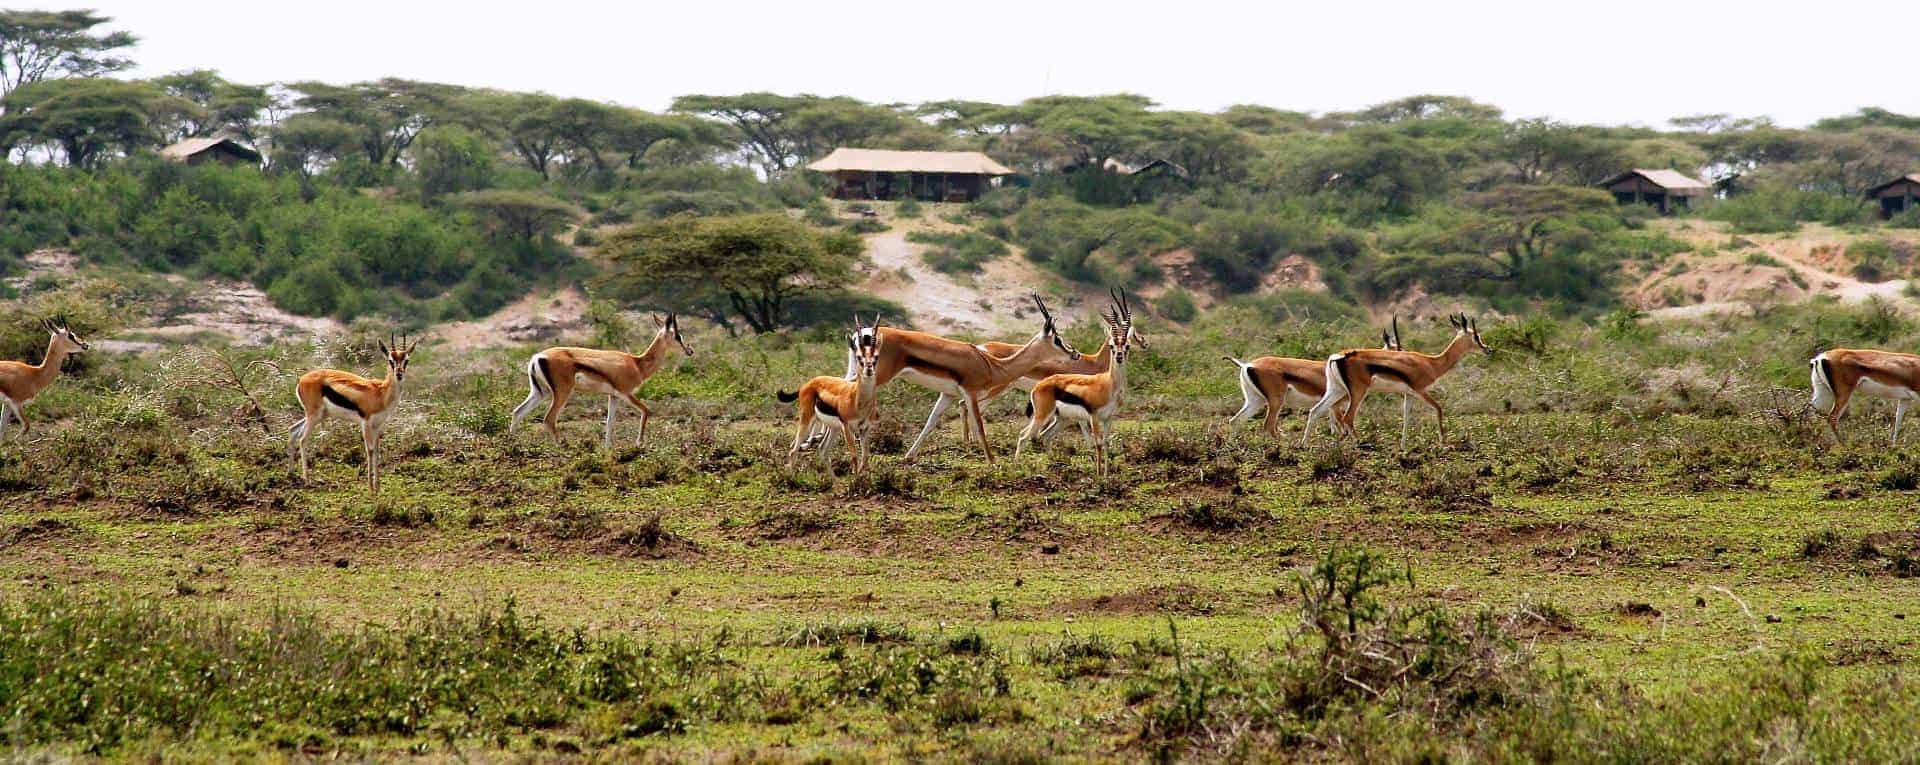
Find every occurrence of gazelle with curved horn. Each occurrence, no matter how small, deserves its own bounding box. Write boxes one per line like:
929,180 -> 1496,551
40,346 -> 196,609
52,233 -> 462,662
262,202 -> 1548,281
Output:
510,313 -> 694,448
1014,290 -> 1135,479
855,294 -> 1080,464
1226,316 -> 1404,439
978,287 -> 1147,444
0,316 -> 89,441
779,321 -> 883,474
1810,348 -> 1920,445
1304,314 -> 1492,447
289,334 -> 417,492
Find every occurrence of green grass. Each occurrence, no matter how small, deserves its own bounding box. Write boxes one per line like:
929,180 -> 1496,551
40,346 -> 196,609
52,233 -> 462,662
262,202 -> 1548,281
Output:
5,304 -> 1920,758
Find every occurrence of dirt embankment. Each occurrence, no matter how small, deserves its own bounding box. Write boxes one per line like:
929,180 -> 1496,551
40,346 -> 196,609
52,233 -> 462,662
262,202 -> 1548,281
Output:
1632,221 -> 1920,318
854,209 -> 1110,335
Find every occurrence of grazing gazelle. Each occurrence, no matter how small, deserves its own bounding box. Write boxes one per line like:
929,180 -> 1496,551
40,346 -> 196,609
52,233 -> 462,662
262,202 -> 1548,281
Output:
1226,317 -> 1404,439
1810,348 -> 1920,444
510,314 -> 694,448
779,323 -> 883,473
1304,314 -> 1492,447
856,294 -> 1079,464
0,317 -> 89,441
1014,290 -> 1135,479
290,335 -> 417,492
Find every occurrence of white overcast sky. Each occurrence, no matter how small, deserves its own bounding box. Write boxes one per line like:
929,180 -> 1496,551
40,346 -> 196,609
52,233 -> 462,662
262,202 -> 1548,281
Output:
29,0 -> 1920,128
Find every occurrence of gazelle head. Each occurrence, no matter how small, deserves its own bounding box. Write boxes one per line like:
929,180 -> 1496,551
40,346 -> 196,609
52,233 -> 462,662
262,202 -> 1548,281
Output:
1029,293 -> 1081,361
1382,315 -> 1403,351
1105,287 -> 1136,366
654,313 -> 693,357
378,333 -> 417,382
42,316 -> 88,354
848,316 -> 882,382
1448,313 -> 1492,356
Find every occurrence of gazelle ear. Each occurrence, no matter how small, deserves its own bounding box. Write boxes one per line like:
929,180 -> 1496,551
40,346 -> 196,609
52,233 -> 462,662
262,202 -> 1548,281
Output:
652,313 -> 664,327
378,340 -> 391,356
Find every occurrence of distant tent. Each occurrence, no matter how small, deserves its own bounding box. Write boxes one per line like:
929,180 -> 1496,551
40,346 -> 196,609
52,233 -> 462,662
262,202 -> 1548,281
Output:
1865,174 -> 1920,220
806,148 -> 1013,202
159,136 -> 261,167
1596,169 -> 1710,214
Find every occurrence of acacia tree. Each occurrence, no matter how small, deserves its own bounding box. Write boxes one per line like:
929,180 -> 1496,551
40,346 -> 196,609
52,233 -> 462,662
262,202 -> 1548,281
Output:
452,189 -> 579,242
0,77 -> 189,166
288,78 -> 465,166
599,213 -> 862,334
152,69 -> 269,141
673,93 -> 913,174
1450,185 -> 1617,280
0,10 -> 135,99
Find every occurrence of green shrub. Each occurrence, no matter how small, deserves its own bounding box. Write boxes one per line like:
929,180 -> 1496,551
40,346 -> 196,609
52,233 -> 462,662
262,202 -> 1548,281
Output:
909,229 -> 1008,274
1154,289 -> 1198,323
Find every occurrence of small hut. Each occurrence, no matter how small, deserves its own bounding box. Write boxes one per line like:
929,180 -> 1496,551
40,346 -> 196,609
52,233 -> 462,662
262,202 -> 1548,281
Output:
1866,174 -> 1920,219
159,136 -> 262,167
1596,169 -> 1710,214
806,148 -> 1013,202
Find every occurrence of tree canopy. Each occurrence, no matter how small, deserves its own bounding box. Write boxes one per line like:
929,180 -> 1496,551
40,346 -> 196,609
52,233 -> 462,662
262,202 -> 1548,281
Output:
599,214 -> 863,333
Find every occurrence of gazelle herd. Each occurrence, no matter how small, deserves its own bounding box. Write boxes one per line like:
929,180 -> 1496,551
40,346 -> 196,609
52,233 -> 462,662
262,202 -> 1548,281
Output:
5,297 -> 1919,492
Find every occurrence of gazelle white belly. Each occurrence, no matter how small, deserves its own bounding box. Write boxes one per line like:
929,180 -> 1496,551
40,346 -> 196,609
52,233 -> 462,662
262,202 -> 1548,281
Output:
898,368 -> 966,397
1369,378 -> 1417,396
574,374 -> 623,396
1281,387 -> 1322,407
1856,378 -> 1919,400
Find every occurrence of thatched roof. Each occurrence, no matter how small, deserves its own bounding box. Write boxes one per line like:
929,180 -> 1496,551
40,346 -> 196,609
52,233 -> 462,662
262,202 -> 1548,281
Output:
159,136 -> 261,163
1866,174 -> 1920,197
1597,169 -> 1710,194
807,148 -> 1013,176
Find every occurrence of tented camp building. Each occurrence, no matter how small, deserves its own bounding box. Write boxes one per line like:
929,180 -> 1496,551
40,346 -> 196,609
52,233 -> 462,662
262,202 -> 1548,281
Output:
806,148 -> 1014,202
159,136 -> 262,167
1596,169 -> 1711,214
1866,174 -> 1920,219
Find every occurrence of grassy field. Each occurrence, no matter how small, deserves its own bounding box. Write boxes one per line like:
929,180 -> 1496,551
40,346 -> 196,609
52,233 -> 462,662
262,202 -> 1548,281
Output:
3,306 -> 1920,761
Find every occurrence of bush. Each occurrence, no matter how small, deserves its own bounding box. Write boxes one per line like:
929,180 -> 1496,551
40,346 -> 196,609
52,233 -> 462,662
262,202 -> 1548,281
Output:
909,229 -> 1008,275
1154,289 -> 1199,323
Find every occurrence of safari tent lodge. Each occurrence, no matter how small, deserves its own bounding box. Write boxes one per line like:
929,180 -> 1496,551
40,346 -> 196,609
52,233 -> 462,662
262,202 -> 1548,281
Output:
159,136 -> 262,167
1597,169 -> 1710,214
1866,174 -> 1920,220
807,148 -> 1014,202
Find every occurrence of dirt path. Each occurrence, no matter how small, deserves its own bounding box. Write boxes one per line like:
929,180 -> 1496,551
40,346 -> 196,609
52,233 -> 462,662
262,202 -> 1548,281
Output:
855,210 -> 1108,336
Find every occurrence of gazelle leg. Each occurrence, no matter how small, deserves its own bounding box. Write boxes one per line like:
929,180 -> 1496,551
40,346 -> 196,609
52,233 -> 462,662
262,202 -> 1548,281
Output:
903,394 -> 955,460
966,391 -> 994,465
1413,390 -> 1445,443
542,381 -> 574,444
1826,386 -> 1854,444
7,400 -> 30,438
603,397 -> 617,449
1893,398 -> 1908,445
361,420 -> 376,493
1098,419 -> 1113,478
1401,396 -> 1412,450
838,421 -> 857,474
787,408 -> 814,467
509,389 -> 544,433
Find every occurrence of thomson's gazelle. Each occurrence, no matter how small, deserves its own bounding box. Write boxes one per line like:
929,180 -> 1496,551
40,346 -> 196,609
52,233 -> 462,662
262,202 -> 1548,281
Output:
780,322 -> 883,474
511,314 -> 694,448
1014,290 -> 1135,479
0,317 -> 88,442
290,335 -> 417,492
1810,348 -> 1920,445
1305,314 -> 1491,446
1227,317 -> 1404,439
